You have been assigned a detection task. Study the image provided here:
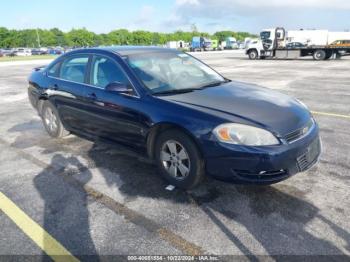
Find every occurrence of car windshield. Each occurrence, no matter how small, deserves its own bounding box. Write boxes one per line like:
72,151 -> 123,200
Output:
126,51 -> 226,95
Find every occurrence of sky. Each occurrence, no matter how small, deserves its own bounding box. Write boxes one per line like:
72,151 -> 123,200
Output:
1,0 -> 350,34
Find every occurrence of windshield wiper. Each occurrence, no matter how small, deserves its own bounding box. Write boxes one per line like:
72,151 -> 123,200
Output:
152,88 -> 200,96
152,79 -> 232,96
197,79 -> 231,89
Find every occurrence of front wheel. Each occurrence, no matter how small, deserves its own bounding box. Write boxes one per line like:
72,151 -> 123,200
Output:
248,49 -> 258,60
155,129 -> 204,189
41,101 -> 69,138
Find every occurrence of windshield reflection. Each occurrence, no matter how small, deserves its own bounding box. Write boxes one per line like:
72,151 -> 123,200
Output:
126,52 -> 225,94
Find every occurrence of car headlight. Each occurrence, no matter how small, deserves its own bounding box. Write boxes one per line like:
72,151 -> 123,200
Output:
213,123 -> 280,146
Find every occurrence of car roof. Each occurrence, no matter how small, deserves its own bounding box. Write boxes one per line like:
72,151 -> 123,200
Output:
70,46 -> 180,56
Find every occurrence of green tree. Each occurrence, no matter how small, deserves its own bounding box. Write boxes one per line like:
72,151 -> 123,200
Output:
131,30 -> 152,45
50,28 -> 68,46
214,31 -> 234,42
0,26 -> 256,48
0,27 -> 11,48
107,29 -> 130,45
66,28 -> 96,47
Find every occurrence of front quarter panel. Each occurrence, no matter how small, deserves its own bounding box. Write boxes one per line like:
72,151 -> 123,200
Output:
140,96 -> 227,157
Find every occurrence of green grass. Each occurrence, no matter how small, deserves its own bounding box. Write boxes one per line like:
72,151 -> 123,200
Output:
0,55 -> 57,62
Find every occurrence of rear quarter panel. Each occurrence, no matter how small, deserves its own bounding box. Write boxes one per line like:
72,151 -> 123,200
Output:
28,69 -> 50,112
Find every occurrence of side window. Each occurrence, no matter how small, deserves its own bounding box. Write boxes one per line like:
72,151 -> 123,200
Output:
60,56 -> 89,83
91,56 -> 130,88
47,61 -> 61,77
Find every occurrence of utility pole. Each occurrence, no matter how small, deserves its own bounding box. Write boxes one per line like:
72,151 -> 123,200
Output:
36,29 -> 41,48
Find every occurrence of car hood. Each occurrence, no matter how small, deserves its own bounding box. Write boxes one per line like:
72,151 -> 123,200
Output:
159,81 -> 311,136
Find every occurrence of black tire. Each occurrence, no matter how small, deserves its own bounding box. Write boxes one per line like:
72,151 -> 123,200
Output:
313,49 -> 326,60
41,100 -> 69,138
335,52 -> 342,59
248,49 -> 258,60
155,129 -> 204,189
325,51 -> 333,60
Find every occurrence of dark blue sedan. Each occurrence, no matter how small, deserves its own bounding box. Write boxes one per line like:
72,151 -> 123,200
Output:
27,47 -> 321,189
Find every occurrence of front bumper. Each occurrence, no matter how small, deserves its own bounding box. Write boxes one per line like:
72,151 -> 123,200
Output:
205,124 -> 321,184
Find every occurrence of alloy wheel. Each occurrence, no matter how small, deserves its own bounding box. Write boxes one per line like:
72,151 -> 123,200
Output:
44,107 -> 58,133
160,140 -> 191,180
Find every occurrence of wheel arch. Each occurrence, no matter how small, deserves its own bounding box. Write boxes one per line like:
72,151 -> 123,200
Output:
247,48 -> 259,59
37,95 -> 48,116
246,48 -> 258,54
146,122 -> 203,160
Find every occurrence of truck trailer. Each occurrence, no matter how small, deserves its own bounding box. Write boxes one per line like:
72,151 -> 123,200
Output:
246,27 -> 350,60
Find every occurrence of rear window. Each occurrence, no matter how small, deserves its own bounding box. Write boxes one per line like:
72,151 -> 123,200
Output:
60,56 -> 89,83
47,62 -> 61,77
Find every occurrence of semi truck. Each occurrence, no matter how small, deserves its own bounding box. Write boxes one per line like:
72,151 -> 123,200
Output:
190,37 -> 212,51
225,37 -> 238,49
211,39 -> 219,50
245,27 -> 350,60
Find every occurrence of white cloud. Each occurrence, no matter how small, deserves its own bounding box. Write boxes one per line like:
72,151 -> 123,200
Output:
175,0 -> 350,9
135,5 -> 155,24
173,0 -> 350,20
166,0 -> 350,33
126,5 -> 159,31
175,0 -> 199,5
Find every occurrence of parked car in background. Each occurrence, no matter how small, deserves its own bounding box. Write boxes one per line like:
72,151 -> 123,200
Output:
286,42 -> 306,49
328,40 -> 350,47
32,49 -> 42,55
40,47 -> 49,54
1,48 -> 16,56
48,47 -> 63,55
31,48 -> 48,55
27,47 -> 321,189
16,48 -> 32,56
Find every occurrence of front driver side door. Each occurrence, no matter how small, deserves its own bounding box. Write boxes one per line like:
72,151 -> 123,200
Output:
81,54 -> 145,148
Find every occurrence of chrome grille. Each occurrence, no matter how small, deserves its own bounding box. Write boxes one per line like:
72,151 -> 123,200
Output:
296,154 -> 310,171
285,119 -> 314,143
297,138 -> 320,171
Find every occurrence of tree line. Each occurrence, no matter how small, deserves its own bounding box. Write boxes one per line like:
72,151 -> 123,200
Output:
0,27 -> 257,48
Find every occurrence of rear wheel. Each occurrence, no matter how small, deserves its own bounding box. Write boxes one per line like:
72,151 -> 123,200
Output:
324,51 -> 333,60
248,49 -> 258,60
313,49 -> 326,60
41,101 -> 69,138
155,129 -> 204,189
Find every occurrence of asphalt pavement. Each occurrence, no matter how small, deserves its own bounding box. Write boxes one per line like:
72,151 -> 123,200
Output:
0,51 -> 349,260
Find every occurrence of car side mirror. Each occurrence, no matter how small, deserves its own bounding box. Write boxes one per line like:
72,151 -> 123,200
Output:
105,82 -> 134,95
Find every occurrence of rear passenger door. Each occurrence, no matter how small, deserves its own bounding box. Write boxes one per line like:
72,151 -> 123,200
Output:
48,54 -> 93,132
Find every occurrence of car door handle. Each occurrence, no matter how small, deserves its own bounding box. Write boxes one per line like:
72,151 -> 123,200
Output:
87,93 -> 97,100
49,84 -> 59,90
87,93 -> 104,106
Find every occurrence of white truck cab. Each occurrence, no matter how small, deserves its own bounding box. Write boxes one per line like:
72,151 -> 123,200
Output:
245,28 -> 286,59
